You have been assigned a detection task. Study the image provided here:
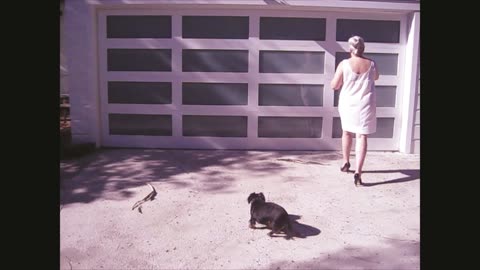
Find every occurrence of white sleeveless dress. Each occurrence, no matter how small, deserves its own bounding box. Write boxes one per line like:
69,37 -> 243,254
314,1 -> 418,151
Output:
338,59 -> 377,135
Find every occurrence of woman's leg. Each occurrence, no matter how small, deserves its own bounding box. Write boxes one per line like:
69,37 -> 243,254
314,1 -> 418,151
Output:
355,134 -> 368,174
342,130 -> 353,165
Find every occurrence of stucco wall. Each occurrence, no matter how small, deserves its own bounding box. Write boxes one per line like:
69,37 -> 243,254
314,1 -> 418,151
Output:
64,0 -> 99,144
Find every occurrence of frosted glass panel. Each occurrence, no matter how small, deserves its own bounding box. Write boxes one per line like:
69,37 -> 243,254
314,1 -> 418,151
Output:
371,118 -> 395,138
108,49 -> 171,71
336,19 -> 400,43
258,117 -> 322,138
183,50 -> 248,72
182,83 -> 248,105
260,51 -> 324,73
259,84 -> 323,106
108,81 -> 172,104
376,86 -> 396,107
107,16 -> 171,38
332,117 -> 394,138
183,16 -> 249,39
332,117 -> 343,138
260,17 -> 326,41
109,114 -> 172,136
335,52 -> 398,75
333,86 -> 396,107
334,91 -> 340,107
183,115 -> 247,137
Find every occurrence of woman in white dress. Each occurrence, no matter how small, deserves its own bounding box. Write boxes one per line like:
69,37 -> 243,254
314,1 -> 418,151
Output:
330,36 -> 380,186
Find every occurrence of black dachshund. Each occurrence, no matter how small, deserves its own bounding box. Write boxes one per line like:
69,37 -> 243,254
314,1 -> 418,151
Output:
247,192 -> 295,239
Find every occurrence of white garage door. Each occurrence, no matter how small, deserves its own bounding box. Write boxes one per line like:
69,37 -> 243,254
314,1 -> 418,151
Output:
97,8 -> 406,150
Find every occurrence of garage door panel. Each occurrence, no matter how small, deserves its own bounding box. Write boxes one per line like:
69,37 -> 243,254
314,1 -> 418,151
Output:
182,82 -> 248,105
332,117 -> 396,139
259,17 -> 326,41
182,16 -> 249,39
183,115 -> 248,137
334,85 -> 397,108
259,84 -> 324,107
182,49 -> 249,72
108,81 -> 172,104
98,9 -> 405,150
259,51 -> 325,74
107,49 -> 172,71
108,113 -> 172,136
334,52 -> 399,75
106,15 -> 172,38
336,19 -> 401,44
258,117 -> 323,138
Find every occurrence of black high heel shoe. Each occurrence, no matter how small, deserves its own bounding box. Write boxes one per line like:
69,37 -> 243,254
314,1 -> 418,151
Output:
340,162 -> 351,172
354,173 -> 363,187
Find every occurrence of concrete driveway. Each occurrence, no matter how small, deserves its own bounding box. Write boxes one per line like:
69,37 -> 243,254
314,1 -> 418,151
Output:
60,149 -> 420,270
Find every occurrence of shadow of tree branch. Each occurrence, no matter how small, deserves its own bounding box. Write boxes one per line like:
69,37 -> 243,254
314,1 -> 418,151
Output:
60,149 -> 339,206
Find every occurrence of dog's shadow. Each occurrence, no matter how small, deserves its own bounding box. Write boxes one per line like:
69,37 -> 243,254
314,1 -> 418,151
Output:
288,214 -> 321,238
258,214 -> 321,239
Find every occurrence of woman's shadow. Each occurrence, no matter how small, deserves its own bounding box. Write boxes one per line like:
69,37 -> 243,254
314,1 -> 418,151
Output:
357,169 -> 420,187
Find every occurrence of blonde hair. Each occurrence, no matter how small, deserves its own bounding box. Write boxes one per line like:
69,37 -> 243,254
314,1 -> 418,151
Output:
348,36 -> 365,56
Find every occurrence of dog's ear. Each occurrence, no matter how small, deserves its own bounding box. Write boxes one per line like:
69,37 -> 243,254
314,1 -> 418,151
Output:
247,193 -> 255,204
259,192 -> 266,202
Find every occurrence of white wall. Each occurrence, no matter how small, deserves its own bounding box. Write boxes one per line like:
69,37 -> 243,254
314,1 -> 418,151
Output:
398,11 -> 419,154
408,12 -> 420,154
60,10 -> 68,96
64,0 -> 99,144
412,60 -> 420,154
